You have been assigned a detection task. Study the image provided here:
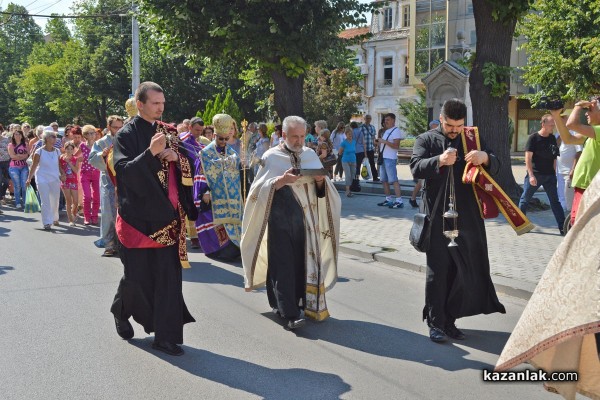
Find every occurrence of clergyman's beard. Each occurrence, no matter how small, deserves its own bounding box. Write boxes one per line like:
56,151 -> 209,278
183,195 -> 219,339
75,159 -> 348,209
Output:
285,141 -> 303,152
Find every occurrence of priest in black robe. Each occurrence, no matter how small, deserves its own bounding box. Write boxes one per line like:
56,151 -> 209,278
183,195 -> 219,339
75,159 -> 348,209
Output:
110,82 -> 197,356
410,98 -> 506,344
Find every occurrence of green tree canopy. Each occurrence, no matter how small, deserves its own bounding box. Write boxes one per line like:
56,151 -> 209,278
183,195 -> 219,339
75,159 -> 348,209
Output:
303,66 -> 362,128
139,0 -> 371,119
397,88 -> 428,137
517,0 -> 600,100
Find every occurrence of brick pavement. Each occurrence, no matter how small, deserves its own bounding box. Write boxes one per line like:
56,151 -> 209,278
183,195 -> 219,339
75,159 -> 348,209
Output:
337,163 -> 563,287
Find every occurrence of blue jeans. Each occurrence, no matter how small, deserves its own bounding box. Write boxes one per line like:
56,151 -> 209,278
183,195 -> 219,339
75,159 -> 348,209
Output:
518,173 -> 565,230
8,166 -> 28,207
100,173 -> 117,251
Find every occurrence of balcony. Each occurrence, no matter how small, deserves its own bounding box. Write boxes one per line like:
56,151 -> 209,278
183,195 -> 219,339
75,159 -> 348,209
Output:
376,79 -> 393,88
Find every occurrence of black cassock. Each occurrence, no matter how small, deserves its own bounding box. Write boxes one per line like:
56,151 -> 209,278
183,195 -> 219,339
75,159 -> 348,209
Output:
266,184 -> 326,320
110,116 -> 197,344
410,127 -> 506,331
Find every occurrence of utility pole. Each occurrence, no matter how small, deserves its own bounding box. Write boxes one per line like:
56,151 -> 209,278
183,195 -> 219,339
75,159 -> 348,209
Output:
131,1 -> 140,96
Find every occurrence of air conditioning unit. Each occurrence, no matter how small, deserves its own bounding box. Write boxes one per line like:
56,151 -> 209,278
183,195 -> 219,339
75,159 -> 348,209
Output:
357,63 -> 369,75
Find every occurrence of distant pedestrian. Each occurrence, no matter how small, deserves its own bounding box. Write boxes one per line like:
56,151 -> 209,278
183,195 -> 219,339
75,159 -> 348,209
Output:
361,114 -> 379,181
80,125 -> 100,225
376,113 -> 404,209
7,130 -> 29,209
27,130 -> 64,230
517,114 -> 565,235
338,126 -> 357,197
59,141 -> 80,226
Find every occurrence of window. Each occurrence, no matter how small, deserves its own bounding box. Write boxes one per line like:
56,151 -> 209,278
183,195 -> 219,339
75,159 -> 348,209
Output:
383,8 -> 393,30
403,5 -> 410,27
383,57 -> 393,86
415,0 -> 446,75
402,56 -> 409,84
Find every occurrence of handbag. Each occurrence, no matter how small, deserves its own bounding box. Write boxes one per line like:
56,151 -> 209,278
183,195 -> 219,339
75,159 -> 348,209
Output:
409,184 -> 444,253
321,153 -> 337,168
350,175 -> 361,192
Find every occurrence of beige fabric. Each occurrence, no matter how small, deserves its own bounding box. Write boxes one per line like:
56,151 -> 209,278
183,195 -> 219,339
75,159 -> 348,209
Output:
496,173 -> 600,400
241,144 -> 341,320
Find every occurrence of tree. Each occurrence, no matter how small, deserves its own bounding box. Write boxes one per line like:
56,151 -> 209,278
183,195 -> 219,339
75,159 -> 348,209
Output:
45,16 -> 71,42
0,3 -> 44,122
303,66 -> 362,127
517,0 -> 600,101
470,0 -> 533,200
201,89 -> 243,125
397,88 -> 428,137
139,0 -> 371,119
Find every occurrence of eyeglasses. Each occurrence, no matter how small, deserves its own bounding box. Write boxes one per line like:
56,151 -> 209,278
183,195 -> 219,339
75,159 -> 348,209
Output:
216,136 -> 228,141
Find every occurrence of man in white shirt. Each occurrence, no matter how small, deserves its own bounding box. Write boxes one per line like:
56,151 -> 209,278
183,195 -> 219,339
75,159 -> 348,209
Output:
376,113 -> 405,209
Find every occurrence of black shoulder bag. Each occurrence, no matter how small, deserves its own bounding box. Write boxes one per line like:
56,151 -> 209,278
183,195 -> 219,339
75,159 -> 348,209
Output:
409,184 -> 444,253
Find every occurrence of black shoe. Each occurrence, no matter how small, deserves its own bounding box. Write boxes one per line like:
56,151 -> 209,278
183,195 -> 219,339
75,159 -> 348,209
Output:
272,308 -> 281,318
152,340 -> 184,356
559,229 -> 565,236
114,317 -> 134,340
429,326 -> 448,343
286,318 -> 306,330
409,199 -> 418,208
445,324 -> 466,340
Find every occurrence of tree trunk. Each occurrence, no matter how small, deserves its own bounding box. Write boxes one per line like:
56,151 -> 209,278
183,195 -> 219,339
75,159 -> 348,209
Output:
470,0 -> 520,201
270,70 -> 304,120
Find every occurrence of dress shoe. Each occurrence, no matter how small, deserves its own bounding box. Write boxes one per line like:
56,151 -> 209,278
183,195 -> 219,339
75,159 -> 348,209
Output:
272,307 -> 281,317
429,326 -> 448,343
286,318 -> 306,330
190,238 -> 200,249
152,340 -> 184,356
114,317 -> 134,340
445,324 -> 466,340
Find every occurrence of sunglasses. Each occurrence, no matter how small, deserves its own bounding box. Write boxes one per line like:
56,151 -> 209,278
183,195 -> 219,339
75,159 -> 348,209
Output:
216,136 -> 228,141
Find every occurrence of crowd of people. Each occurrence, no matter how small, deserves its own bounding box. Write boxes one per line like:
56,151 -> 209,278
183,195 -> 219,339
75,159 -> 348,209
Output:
3,81 -> 600,399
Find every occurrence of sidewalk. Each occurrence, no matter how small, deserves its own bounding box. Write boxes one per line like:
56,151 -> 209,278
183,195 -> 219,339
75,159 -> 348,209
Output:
336,162 -> 562,300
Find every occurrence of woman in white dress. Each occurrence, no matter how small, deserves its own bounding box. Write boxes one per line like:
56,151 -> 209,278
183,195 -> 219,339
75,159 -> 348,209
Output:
26,130 -> 64,230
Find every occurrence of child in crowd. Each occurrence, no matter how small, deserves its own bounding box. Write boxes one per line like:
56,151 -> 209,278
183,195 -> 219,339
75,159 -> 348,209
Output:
60,141 -> 80,226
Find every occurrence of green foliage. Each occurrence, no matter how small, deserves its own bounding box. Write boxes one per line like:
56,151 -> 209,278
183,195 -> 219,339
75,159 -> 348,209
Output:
482,62 -> 513,98
201,89 -> 243,125
139,0 -> 373,117
303,66 -> 362,128
0,3 -> 44,122
517,0 -> 600,100
485,0 -> 535,23
399,138 -> 416,148
45,16 -> 71,42
397,88 -> 429,137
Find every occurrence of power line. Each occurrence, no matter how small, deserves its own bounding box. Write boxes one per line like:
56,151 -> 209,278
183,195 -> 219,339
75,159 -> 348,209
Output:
36,0 -> 67,15
0,10 -> 127,19
23,0 -> 43,9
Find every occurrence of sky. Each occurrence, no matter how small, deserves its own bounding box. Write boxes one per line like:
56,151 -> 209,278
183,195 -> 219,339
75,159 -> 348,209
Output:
3,0 -> 78,30
4,0 -> 372,32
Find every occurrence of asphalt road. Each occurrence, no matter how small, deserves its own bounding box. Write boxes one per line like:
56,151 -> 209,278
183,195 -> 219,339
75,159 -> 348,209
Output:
0,208 -> 559,400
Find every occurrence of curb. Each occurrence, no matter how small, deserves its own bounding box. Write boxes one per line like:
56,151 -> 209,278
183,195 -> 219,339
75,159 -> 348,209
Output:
338,243 -> 536,301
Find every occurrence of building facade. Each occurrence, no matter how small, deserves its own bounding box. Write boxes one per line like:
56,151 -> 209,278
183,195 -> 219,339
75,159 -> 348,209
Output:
344,0 -> 542,151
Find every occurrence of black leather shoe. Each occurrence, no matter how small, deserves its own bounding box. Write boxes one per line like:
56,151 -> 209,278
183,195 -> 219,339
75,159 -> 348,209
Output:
429,326 -> 448,343
445,324 -> 466,340
114,317 -> 134,340
272,308 -> 281,318
286,318 -> 306,330
152,340 -> 184,356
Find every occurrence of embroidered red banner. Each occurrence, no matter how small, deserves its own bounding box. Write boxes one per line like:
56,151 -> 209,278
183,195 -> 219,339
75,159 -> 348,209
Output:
461,127 -> 534,235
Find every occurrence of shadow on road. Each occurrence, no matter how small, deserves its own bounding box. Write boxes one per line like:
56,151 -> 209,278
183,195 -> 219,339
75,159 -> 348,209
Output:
184,261 -> 244,288
0,266 -> 15,275
0,213 -> 37,223
0,226 -> 10,236
297,318 -> 491,372
459,328 -> 511,356
129,338 -> 351,399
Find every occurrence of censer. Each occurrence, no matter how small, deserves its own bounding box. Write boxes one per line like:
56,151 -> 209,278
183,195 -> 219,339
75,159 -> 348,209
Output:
442,147 -> 459,247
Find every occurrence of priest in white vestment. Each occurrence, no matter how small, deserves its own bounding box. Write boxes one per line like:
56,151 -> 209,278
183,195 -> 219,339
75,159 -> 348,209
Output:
241,116 -> 341,330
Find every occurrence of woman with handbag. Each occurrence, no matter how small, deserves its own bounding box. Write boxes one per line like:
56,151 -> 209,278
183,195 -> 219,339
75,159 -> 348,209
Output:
317,129 -> 335,177
338,126 -> 357,197
7,130 -> 29,209
26,130 -> 65,230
